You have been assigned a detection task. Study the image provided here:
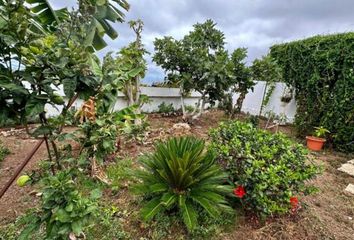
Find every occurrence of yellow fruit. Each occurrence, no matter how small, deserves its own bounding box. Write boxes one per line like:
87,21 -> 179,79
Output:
17,175 -> 30,187
52,94 -> 65,105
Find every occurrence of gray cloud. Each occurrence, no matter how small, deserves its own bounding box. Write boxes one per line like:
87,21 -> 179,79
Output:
51,0 -> 354,83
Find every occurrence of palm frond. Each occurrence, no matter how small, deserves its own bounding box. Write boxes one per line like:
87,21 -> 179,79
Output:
179,196 -> 198,231
133,137 -> 233,231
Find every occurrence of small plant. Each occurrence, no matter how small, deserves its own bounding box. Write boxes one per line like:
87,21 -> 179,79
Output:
19,170 -> 100,240
306,126 -> 330,151
314,126 -> 330,138
184,105 -> 195,113
280,95 -> 292,103
157,102 -> 175,114
133,137 -> 233,231
245,114 -> 259,127
79,105 -> 144,163
280,86 -> 293,103
0,141 -> 10,164
209,121 -> 319,217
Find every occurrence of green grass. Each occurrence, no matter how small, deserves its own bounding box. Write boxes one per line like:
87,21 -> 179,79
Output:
107,158 -> 133,191
0,141 -> 9,164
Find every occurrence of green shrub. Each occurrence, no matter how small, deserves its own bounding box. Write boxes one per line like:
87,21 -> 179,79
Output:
19,170 -> 100,240
209,121 -> 319,217
133,137 -> 233,231
184,105 -> 195,113
157,102 -> 175,114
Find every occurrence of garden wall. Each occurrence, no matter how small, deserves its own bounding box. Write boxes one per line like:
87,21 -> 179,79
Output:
45,82 -> 296,122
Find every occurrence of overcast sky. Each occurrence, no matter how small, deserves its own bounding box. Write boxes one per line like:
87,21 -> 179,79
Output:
51,0 -> 354,84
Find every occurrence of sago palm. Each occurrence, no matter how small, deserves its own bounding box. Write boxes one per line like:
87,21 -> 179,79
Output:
133,137 -> 233,231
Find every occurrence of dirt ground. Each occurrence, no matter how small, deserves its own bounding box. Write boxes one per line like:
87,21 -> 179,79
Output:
1,110 -> 354,239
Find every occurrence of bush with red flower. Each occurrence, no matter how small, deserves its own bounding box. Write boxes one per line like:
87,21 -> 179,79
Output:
234,186 -> 246,198
209,121 -> 320,217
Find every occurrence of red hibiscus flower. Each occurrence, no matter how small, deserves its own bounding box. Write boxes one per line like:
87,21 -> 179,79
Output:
233,186 -> 246,198
290,196 -> 299,212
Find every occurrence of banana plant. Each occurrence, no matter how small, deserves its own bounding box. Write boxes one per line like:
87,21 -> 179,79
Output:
25,0 -> 130,50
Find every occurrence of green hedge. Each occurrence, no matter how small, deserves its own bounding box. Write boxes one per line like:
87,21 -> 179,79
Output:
270,33 -> 354,152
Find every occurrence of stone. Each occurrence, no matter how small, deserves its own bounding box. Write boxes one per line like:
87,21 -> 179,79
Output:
172,123 -> 191,130
338,163 -> 354,177
344,184 -> 354,195
347,159 -> 354,165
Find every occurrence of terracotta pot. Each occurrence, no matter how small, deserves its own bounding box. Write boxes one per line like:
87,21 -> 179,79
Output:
306,136 -> 326,151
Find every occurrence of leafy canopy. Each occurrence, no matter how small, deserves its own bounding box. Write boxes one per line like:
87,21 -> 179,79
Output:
226,48 -> 255,114
25,0 -> 130,50
153,19 -> 232,105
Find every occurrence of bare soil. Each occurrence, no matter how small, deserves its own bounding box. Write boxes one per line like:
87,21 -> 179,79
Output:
1,110 -> 354,239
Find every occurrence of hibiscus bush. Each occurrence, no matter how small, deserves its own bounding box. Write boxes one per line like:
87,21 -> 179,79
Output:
209,121 -> 319,217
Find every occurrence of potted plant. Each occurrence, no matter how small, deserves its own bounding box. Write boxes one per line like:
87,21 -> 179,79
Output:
306,126 -> 330,151
280,86 -> 293,107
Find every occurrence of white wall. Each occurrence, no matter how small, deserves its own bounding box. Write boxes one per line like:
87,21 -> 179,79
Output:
45,82 -> 297,122
239,81 -> 296,122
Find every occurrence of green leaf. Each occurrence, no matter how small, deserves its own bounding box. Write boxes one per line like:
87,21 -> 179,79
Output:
71,221 -> 82,235
18,222 -> 40,240
179,196 -> 197,231
62,78 -> 77,98
93,30 -> 108,51
0,83 -> 28,95
65,203 -> 74,212
140,198 -> 164,221
102,140 -> 111,149
90,188 -> 102,199
149,183 -> 168,193
55,208 -> 71,223
25,98 -> 45,117
127,67 -> 144,78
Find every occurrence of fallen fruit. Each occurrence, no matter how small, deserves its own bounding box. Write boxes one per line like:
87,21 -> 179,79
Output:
17,175 -> 30,187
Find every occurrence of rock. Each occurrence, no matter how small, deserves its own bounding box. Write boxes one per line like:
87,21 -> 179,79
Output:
172,123 -> 191,136
344,184 -> 354,195
347,159 -> 354,165
172,123 -> 191,130
338,164 -> 354,177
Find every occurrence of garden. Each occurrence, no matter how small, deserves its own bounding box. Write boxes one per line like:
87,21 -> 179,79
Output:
0,1 -> 354,240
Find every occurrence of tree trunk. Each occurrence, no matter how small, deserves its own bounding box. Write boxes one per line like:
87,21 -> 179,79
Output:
126,82 -> 134,106
234,91 -> 246,114
179,86 -> 186,119
134,76 -> 142,125
192,97 -> 205,120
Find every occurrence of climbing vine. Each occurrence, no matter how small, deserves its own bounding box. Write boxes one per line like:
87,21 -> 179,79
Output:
270,33 -> 354,152
250,54 -> 282,115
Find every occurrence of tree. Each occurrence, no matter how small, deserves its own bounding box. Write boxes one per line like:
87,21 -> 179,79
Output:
227,48 -> 254,115
153,19 -> 232,120
0,0 -> 129,168
108,19 -> 147,124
